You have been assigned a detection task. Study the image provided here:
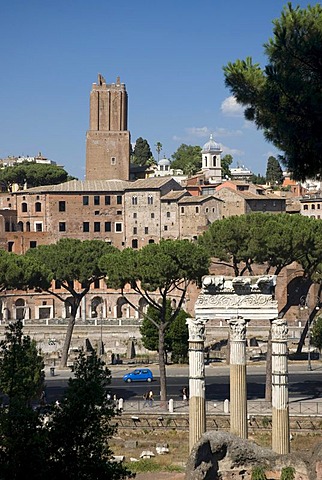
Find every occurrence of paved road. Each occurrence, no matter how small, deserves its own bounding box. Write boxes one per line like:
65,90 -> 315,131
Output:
44,361 -> 322,404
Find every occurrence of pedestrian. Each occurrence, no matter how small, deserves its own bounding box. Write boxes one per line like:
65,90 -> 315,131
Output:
143,391 -> 149,407
111,353 -> 115,365
40,390 -> 46,406
148,390 -> 154,407
182,387 -> 188,402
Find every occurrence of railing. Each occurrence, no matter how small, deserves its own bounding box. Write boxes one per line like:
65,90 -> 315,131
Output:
0,317 -> 143,327
117,398 -> 322,416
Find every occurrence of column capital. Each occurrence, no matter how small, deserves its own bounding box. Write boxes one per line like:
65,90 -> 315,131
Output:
271,317 -> 288,342
227,316 -> 247,341
186,317 -> 207,342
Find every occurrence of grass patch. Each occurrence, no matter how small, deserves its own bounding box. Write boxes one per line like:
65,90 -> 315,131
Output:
125,459 -> 184,473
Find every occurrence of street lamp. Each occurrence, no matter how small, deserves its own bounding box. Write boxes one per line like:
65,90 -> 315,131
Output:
299,293 -> 320,371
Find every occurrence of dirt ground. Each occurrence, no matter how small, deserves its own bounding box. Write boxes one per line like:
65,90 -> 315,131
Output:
135,474 -> 184,480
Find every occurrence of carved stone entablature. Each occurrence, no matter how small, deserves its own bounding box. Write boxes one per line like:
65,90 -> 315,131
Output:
201,275 -> 276,296
227,316 -> 247,341
186,317 -> 207,342
196,293 -> 275,309
271,317 -> 288,341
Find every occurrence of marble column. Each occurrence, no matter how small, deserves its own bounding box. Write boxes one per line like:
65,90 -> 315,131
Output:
271,317 -> 290,454
187,317 -> 207,452
227,316 -> 248,439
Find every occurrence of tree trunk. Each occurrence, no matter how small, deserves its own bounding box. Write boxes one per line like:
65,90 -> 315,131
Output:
265,326 -> 272,403
296,309 -> 316,354
59,299 -> 81,368
158,325 -> 167,402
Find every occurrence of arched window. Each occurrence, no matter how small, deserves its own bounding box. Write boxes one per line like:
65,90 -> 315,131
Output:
15,298 -> 25,320
35,202 -> 41,212
21,202 -> 27,212
26,221 -> 30,232
17,221 -> 24,232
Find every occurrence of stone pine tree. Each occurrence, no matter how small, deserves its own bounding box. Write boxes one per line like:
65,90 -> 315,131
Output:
265,156 -> 284,185
132,137 -> 153,166
27,239 -> 117,368
223,3 -> 322,180
46,351 -> 132,480
0,320 -> 47,480
100,239 -> 209,401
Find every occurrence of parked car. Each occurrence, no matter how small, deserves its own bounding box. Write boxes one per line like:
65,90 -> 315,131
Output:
123,368 -> 153,383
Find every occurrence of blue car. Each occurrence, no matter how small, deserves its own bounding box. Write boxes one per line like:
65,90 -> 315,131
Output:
123,368 -> 153,383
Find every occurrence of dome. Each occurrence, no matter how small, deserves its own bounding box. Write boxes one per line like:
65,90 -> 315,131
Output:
202,134 -> 222,153
158,157 -> 171,166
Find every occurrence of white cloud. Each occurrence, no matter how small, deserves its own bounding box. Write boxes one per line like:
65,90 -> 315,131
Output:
214,127 -> 243,138
221,96 -> 244,117
185,126 -> 210,138
221,143 -> 244,156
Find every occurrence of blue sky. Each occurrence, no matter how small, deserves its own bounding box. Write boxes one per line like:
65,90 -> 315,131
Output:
0,1 -> 315,179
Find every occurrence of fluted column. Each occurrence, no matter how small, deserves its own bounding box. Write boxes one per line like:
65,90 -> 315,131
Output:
227,316 -> 248,439
187,317 -> 207,452
271,318 -> 290,454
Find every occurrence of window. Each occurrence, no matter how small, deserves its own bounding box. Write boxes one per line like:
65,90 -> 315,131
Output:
30,241 -> 37,249
181,207 -> 185,214
105,222 -> 111,232
117,196 -> 122,205
21,202 -> 27,212
59,201 -> 66,212
133,212 -> 137,219
151,213 -> 155,219
59,222 -> 66,232
318,204 -> 321,210
132,239 -> 138,249
94,195 -> 100,206
83,196 -> 89,206
303,205 -> 308,210
35,202 -> 41,212
133,227 -> 137,235
117,210 -> 122,215
8,241 -> 14,252
83,222 -> 90,232
95,211 -> 99,215
196,206 -> 199,213
144,227 -> 148,234
105,195 -> 111,205
167,211 -> 170,218
132,196 -> 138,205
164,225 -> 168,231
205,207 -> 209,213
149,239 -> 155,244
55,280 -> 62,289
148,195 -> 153,205
115,222 -> 122,232
94,222 -> 100,232
94,279 -> 100,289
111,157 -> 116,165
311,204 -> 316,210
35,223 -> 43,232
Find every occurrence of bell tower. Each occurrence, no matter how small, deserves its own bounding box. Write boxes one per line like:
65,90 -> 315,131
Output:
85,74 -> 130,181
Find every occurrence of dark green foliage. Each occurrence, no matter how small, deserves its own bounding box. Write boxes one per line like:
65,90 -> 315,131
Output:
250,173 -> 266,185
47,352 -> 132,480
132,137 -> 153,166
251,466 -> 267,480
311,316 -> 322,352
223,4 -> 322,180
280,466 -> 295,480
0,320 -> 47,480
265,156 -> 284,185
0,162 -> 74,191
140,302 -> 190,363
171,144 -> 202,175
221,154 -> 233,179
0,320 -> 44,406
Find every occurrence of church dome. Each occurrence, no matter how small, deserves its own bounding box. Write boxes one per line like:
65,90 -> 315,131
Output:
158,157 -> 171,166
202,134 -> 222,153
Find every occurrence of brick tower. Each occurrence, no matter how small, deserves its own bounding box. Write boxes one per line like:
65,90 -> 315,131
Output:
85,74 -> 130,181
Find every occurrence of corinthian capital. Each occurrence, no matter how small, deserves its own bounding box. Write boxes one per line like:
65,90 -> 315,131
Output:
271,317 -> 288,341
227,316 -> 247,341
186,317 -> 207,342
